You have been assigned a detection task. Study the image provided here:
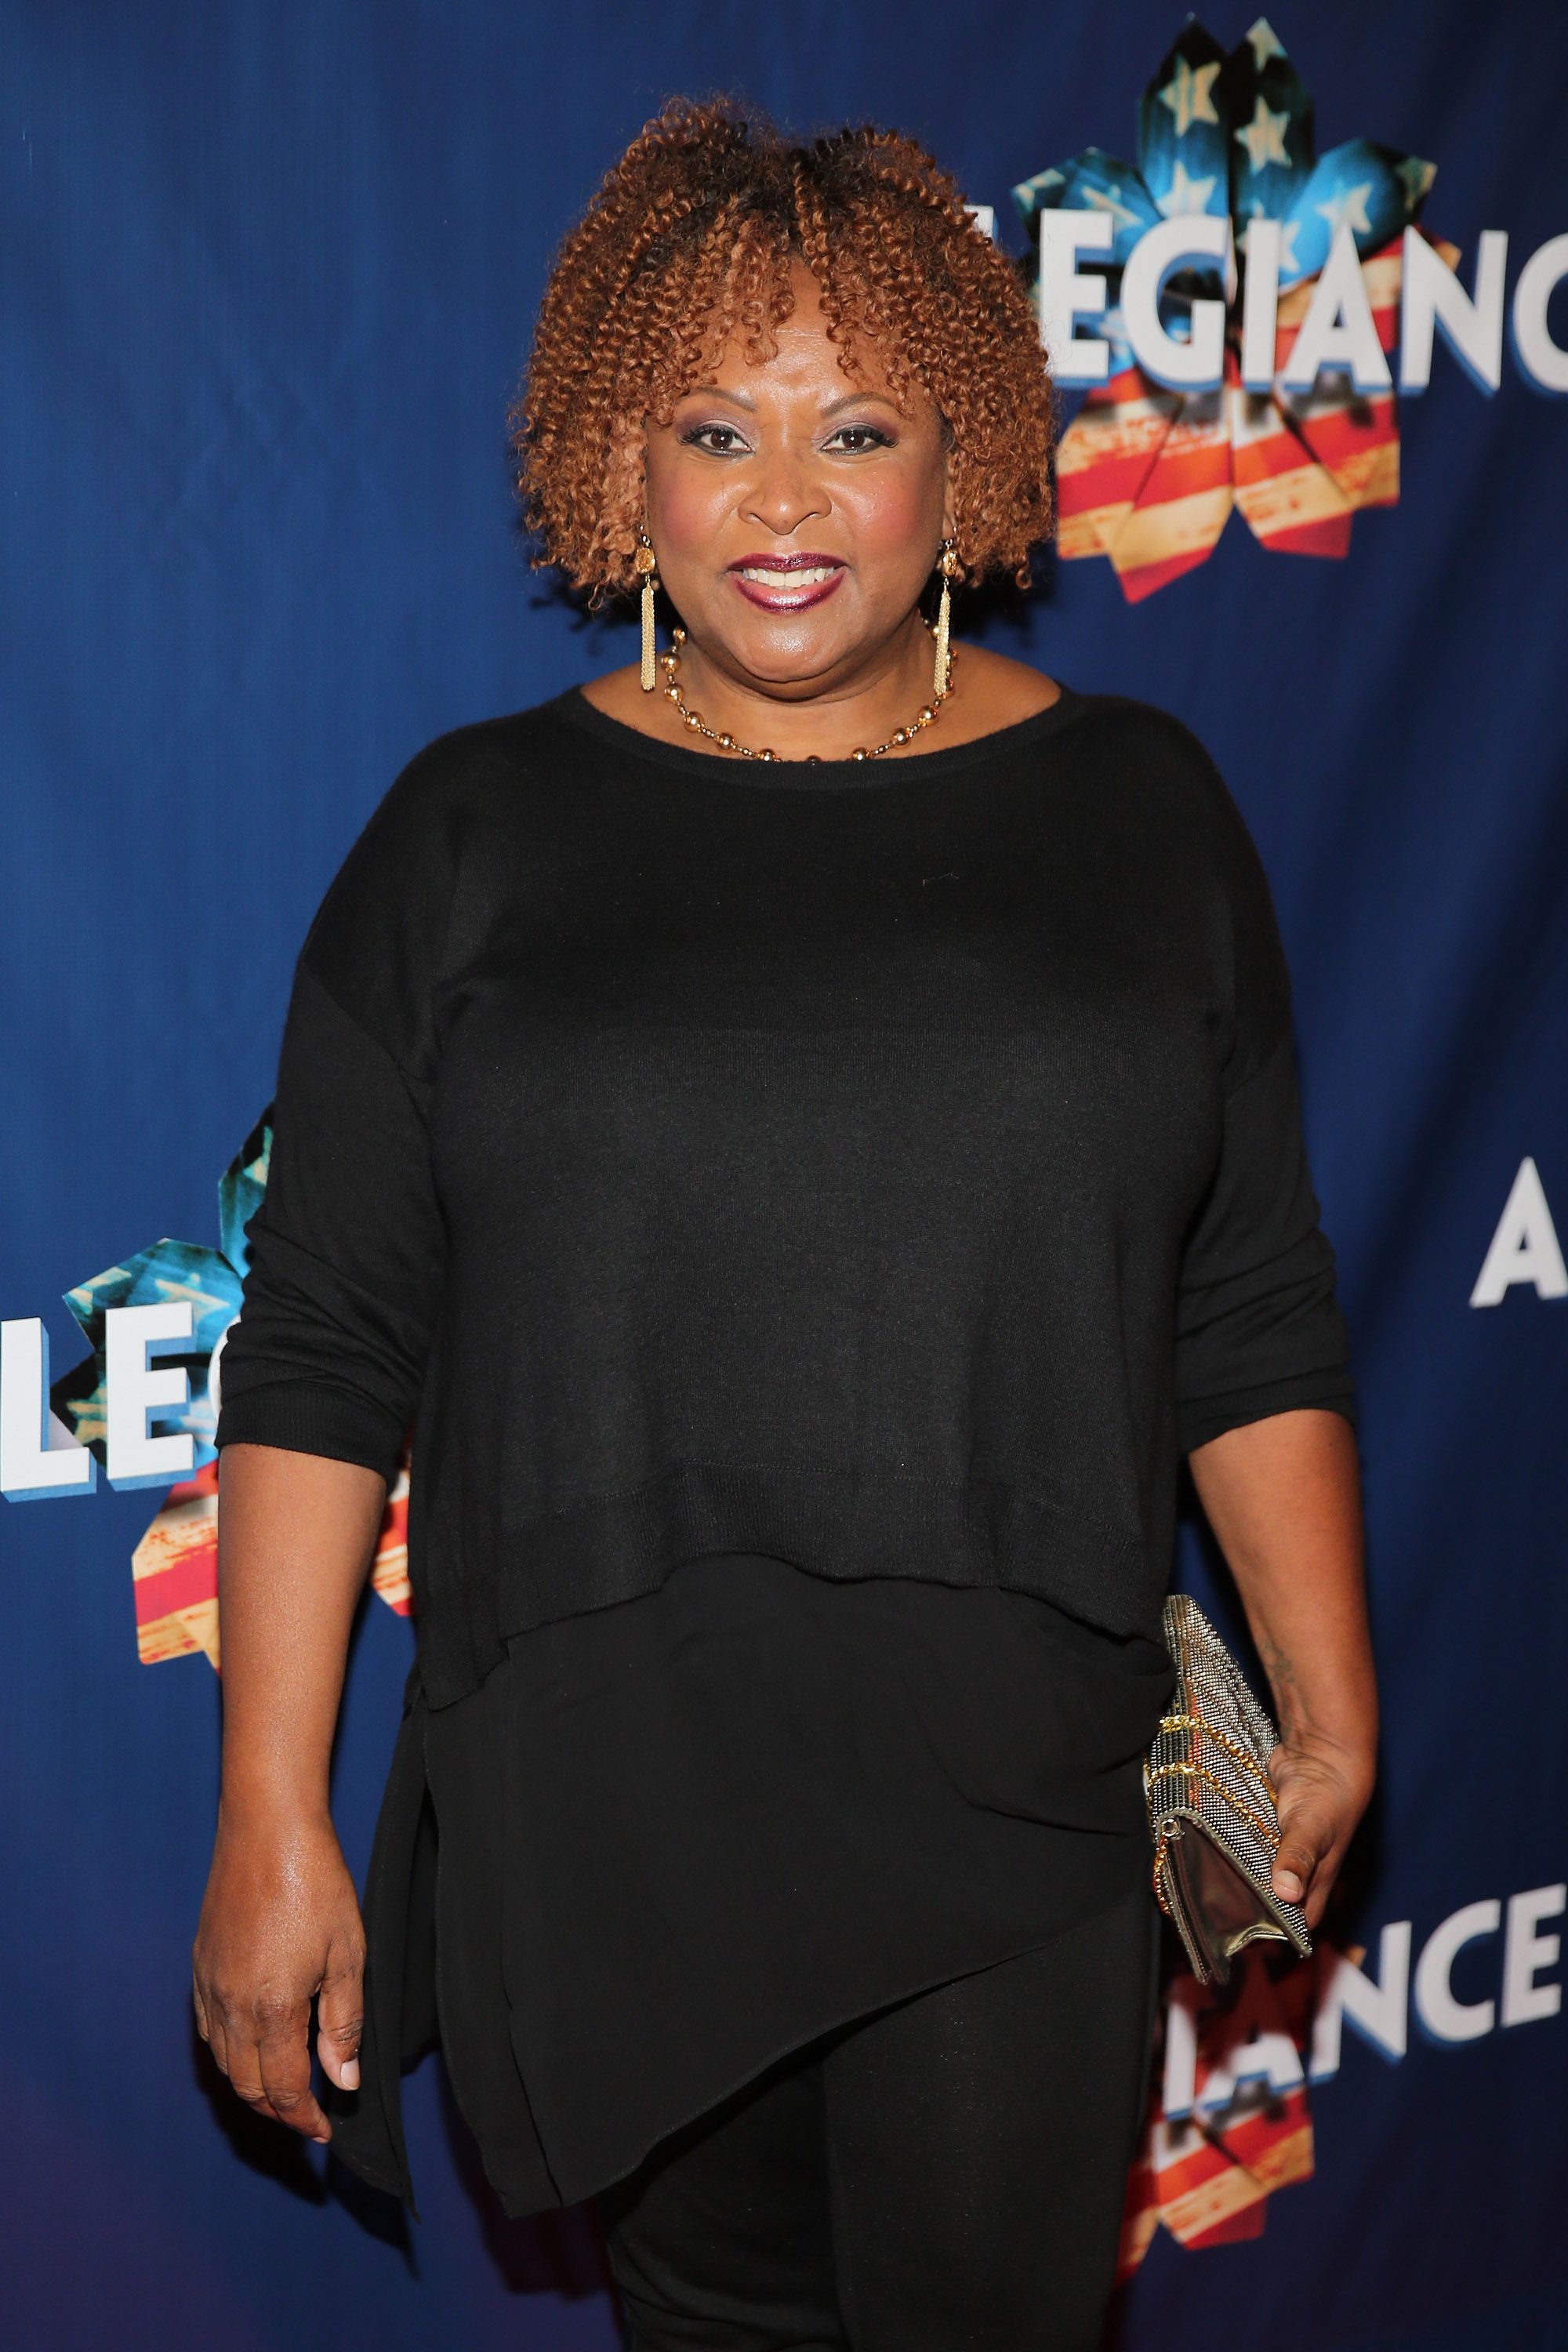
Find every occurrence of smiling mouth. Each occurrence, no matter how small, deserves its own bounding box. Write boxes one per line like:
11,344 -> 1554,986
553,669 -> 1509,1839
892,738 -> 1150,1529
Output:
732,562 -> 843,587
726,554 -> 847,609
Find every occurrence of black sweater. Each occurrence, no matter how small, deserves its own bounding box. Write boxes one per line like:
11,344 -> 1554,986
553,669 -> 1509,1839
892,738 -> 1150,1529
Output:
215,681 -> 1356,1710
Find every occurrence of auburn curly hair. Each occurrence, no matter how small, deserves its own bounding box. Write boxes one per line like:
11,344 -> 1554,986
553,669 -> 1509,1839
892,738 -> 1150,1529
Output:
511,96 -> 1055,604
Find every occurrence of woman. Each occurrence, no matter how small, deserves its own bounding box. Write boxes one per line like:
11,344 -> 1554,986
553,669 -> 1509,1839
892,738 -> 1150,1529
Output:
195,99 -> 1376,2351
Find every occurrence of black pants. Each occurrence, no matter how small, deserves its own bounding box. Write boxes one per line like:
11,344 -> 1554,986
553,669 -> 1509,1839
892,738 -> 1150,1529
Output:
595,1876 -> 1160,2351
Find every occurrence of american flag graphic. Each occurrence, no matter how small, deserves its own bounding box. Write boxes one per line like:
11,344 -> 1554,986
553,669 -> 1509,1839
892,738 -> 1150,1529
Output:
132,1454 -> 413,1671
1115,1940 -> 1329,2277
1016,17 -> 1456,599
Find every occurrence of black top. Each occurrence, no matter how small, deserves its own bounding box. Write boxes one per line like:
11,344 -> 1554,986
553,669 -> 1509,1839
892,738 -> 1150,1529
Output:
332,1549 -> 1181,2218
216,683 -> 1356,1711
215,681 -> 1357,2217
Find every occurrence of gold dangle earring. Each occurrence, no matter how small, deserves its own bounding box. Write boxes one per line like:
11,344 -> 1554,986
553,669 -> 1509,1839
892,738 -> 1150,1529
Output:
934,538 -> 959,701
636,528 -> 659,692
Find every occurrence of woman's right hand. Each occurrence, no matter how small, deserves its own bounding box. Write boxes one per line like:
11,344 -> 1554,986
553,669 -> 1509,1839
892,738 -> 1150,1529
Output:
191,1807 -> 367,2144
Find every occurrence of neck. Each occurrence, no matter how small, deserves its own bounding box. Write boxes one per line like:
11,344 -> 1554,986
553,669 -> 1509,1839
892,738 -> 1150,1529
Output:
666,612 -> 947,762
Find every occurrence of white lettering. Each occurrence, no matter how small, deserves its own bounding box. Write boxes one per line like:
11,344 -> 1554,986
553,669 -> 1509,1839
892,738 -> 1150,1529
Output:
1036,211 -> 1114,387
208,1320 -> 233,1423
1414,1898 -> 1501,2043
104,1302 -> 195,1489
1120,214 -> 1229,390
1399,227 -> 1508,394
1240,216 -> 1282,390
1161,1974 -> 1200,2118
0,1319 -> 96,1501
1037,218 -> 1568,395
1501,1884 -> 1565,2027
1309,1922 -> 1412,2079
1280,223 -> 1392,393
1470,1156 -> 1568,1305
1511,232 -> 1568,394
1199,2016 -> 1304,2112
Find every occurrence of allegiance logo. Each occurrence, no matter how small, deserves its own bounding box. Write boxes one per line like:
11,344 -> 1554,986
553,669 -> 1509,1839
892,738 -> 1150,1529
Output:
1015,17 -> 1568,598
0,1111 -> 412,1667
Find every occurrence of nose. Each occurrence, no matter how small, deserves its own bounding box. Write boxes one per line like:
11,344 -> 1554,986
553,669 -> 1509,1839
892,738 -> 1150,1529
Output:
739,448 -> 829,539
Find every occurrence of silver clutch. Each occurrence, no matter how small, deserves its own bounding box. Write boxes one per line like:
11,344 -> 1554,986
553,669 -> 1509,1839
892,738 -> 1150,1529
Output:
1144,1591 -> 1312,1985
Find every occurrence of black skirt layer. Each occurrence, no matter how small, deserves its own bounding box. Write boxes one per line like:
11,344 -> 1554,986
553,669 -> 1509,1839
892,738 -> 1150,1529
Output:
328,1555 -> 1177,2219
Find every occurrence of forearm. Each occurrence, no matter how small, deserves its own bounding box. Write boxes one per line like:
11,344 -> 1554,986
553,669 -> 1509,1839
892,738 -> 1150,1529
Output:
1187,1405 -> 1375,1755
215,1442 -> 389,1826
1186,1406 -> 1375,1919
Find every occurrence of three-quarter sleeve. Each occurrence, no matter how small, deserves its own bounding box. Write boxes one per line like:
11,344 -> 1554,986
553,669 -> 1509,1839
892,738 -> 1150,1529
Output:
1173,765 -> 1356,1457
215,752 -> 457,1485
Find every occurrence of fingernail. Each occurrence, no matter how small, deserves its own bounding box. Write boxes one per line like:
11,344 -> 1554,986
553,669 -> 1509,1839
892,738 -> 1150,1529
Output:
341,2059 -> 360,2089
1276,1871 -> 1303,1899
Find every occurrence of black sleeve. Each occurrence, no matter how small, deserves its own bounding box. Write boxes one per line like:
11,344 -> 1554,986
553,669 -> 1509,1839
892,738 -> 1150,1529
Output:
1172,761 -> 1356,1457
214,751 -> 457,1485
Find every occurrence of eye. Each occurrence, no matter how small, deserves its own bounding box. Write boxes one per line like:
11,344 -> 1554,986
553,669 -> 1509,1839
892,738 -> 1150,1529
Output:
680,423 -> 751,455
823,423 -> 895,453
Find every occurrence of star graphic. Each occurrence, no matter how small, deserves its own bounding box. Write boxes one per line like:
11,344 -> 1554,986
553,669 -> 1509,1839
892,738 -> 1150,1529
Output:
1082,182 -> 1144,236
1155,158 -> 1219,218
154,1270 -> 235,1323
1158,56 -> 1221,138
1246,18 -> 1287,71
1234,96 -> 1291,173
1396,155 -> 1436,207
1315,179 -> 1374,237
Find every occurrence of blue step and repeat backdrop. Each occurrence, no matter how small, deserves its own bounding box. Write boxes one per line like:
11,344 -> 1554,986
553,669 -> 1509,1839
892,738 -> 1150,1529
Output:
4,2 -> 1565,2346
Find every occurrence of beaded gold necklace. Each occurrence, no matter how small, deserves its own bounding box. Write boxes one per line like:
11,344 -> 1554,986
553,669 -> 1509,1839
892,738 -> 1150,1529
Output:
656,622 -> 956,764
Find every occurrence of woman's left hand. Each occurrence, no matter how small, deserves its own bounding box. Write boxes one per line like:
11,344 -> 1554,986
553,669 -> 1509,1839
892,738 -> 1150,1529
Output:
1187,1410 -> 1377,1936
1266,1733 -> 1376,1929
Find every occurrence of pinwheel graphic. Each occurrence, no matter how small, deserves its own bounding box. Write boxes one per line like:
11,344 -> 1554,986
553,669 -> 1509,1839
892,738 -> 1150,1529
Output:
1014,17 -> 1458,600
54,1112 -> 412,1668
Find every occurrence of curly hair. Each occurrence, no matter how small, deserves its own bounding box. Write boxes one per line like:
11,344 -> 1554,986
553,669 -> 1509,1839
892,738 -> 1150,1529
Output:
511,96 -> 1055,603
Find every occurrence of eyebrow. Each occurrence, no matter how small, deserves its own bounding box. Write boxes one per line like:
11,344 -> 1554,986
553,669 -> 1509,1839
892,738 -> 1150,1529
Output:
676,385 -> 902,418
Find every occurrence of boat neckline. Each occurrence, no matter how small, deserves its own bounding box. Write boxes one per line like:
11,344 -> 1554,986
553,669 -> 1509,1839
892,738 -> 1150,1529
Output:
549,677 -> 1094,786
